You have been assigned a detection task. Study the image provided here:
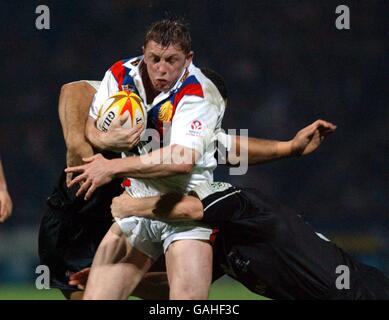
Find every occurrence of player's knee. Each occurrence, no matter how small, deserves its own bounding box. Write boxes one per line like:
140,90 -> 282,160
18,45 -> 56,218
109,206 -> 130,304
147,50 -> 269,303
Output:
170,282 -> 208,300
101,230 -> 124,250
97,226 -> 127,263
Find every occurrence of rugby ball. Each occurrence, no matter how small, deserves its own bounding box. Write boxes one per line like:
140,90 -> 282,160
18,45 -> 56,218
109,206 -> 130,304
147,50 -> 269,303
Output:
96,90 -> 146,132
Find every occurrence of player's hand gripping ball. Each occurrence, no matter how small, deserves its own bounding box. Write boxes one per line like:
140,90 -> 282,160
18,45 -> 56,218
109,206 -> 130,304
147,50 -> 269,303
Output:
96,90 -> 147,132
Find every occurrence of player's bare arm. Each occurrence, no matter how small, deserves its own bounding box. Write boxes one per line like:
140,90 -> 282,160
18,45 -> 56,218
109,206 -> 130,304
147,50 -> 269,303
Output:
110,119 -> 337,221
58,81 -> 96,184
66,144 -> 199,200
59,81 -> 96,150
0,160 -> 13,223
67,117 -> 336,200
227,119 -> 336,165
59,81 -> 144,188
61,82 -> 144,155
111,191 -> 203,221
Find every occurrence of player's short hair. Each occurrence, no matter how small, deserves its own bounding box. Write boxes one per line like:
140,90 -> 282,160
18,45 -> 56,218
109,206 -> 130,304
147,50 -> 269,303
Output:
200,68 -> 228,101
144,19 -> 192,54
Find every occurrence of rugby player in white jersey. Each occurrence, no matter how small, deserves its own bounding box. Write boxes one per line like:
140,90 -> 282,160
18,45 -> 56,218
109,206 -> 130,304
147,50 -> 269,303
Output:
63,71 -> 339,299
46,68 -> 336,299
66,19 -> 226,300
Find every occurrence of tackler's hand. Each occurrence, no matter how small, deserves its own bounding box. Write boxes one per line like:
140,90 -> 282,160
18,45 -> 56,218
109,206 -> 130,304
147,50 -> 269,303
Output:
291,119 -> 337,156
65,153 -> 115,200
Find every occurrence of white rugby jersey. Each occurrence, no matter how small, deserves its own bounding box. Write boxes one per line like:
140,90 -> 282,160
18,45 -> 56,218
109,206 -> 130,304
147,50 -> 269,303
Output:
89,56 -> 226,197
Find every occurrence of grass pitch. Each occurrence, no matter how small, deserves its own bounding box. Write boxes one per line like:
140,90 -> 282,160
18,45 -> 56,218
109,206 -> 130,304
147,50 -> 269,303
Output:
0,277 -> 266,300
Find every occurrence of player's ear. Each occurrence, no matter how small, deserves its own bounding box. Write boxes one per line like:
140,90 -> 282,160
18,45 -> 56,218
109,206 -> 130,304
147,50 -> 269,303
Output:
143,46 -> 149,63
184,51 -> 194,68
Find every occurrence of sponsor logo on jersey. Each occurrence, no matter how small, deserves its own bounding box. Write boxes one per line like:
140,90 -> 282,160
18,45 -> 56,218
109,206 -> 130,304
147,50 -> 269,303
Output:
187,120 -> 204,137
191,120 -> 202,130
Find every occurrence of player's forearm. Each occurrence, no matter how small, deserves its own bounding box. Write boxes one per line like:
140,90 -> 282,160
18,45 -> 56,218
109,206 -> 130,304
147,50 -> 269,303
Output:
154,193 -> 204,220
0,161 -> 8,190
247,137 -> 293,164
0,160 -> 12,222
85,117 -> 109,151
120,196 -> 160,219
114,193 -> 203,221
111,144 -> 196,179
229,136 -> 293,165
59,81 -> 97,149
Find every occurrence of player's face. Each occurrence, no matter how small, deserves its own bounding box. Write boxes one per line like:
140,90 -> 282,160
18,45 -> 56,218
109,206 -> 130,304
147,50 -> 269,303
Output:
143,41 -> 193,92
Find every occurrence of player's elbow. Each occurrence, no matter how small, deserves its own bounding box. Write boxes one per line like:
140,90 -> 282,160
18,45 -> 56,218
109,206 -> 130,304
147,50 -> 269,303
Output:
189,203 -> 204,220
174,163 -> 194,174
60,82 -> 78,98
180,198 -> 203,220
60,81 -> 96,100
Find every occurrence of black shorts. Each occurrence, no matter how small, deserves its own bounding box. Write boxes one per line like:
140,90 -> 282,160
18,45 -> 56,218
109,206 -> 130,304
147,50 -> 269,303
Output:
38,171 -> 123,292
203,187 -> 389,300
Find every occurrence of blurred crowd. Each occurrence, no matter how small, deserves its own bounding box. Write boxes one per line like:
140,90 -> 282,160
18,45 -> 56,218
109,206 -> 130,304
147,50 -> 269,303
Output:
0,1 -> 387,280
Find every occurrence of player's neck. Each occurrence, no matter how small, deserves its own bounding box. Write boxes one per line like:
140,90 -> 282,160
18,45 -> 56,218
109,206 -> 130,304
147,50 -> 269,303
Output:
140,62 -> 160,104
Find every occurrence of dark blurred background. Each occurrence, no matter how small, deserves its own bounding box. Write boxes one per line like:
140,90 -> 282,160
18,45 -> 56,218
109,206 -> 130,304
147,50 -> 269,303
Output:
0,0 -> 387,284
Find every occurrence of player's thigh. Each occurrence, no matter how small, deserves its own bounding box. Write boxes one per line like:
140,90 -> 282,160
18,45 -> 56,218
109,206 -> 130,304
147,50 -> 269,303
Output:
85,229 -> 155,300
165,239 -> 212,299
92,222 -> 127,265
85,249 -> 154,300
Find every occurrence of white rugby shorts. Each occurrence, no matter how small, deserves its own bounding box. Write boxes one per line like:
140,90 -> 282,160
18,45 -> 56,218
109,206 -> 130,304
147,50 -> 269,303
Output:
116,216 -> 212,260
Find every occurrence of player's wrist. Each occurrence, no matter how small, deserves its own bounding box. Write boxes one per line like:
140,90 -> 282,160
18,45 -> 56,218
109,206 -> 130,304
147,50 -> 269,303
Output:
93,132 -> 109,151
86,124 -> 108,151
0,187 -> 9,195
67,139 -> 92,154
0,179 -> 8,190
109,158 -> 124,179
277,140 -> 295,158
